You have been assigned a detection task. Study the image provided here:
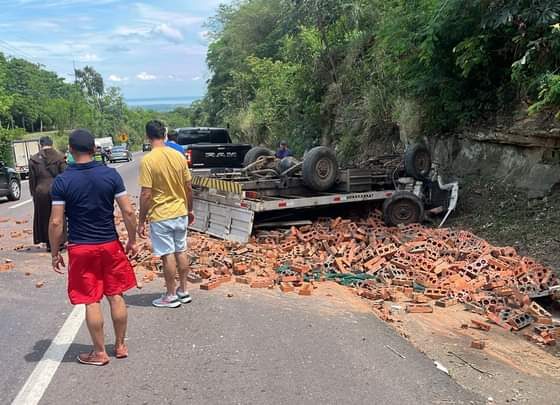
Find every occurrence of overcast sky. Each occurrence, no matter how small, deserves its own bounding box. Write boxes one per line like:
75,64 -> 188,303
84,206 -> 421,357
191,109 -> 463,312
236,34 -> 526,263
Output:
0,0 -> 228,99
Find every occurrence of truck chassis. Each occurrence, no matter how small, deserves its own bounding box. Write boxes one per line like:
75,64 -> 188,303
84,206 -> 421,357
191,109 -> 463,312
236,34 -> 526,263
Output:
190,150 -> 459,243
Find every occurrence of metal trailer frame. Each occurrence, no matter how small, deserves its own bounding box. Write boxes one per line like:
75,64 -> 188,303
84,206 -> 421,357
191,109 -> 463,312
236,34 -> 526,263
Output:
189,173 -> 459,243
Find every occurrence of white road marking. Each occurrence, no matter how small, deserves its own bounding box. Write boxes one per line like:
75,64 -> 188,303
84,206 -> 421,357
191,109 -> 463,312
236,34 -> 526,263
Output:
11,305 -> 85,405
8,198 -> 32,209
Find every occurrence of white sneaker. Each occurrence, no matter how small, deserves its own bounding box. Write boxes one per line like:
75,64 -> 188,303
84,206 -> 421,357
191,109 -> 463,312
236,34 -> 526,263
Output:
152,294 -> 181,308
176,288 -> 192,304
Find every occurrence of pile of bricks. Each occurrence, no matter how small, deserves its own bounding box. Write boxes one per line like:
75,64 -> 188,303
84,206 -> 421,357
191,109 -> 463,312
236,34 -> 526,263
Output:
188,212 -> 560,345
118,209 -> 560,346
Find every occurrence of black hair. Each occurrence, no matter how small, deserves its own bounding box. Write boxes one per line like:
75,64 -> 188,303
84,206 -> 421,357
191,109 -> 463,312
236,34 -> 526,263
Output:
39,136 -> 53,147
146,120 -> 166,140
167,129 -> 178,142
69,129 -> 95,153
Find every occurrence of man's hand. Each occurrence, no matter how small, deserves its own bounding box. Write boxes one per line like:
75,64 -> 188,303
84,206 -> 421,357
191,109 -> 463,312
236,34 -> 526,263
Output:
125,240 -> 138,256
188,211 -> 195,225
52,253 -> 66,274
137,223 -> 147,238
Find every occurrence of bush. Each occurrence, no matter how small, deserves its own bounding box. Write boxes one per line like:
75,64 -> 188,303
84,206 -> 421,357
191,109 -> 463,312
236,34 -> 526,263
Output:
0,128 -> 25,166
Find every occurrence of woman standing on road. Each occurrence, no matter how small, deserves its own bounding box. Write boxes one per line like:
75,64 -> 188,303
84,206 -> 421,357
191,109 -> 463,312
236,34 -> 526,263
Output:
29,136 -> 67,251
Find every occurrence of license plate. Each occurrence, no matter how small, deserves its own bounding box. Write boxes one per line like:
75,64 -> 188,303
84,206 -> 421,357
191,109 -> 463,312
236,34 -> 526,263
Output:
204,152 -> 238,158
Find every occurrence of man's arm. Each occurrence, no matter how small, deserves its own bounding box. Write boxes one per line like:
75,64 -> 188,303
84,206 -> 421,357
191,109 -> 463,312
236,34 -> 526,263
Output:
185,180 -> 194,225
137,187 -> 152,236
48,205 -> 66,273
28,161 -> 36,197
116,195 -> 138,255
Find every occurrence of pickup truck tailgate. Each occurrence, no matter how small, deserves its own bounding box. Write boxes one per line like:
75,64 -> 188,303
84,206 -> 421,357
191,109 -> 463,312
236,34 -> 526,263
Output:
188,143 -> 251,169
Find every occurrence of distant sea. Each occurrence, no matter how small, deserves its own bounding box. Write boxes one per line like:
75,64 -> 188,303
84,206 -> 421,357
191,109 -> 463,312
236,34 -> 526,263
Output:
125,96 -> 201,112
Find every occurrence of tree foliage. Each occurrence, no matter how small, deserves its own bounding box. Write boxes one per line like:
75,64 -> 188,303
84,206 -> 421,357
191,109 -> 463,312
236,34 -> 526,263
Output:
194,0 -> 560,159
0,55 -> 199,163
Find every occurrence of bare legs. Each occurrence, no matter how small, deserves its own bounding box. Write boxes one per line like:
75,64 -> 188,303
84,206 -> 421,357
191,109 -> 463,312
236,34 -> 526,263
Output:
161,254 -> 177,295
107,294 -> 128,349
85,303 -> 105,354
84,294 -> 128,354
175,251 -> 189,292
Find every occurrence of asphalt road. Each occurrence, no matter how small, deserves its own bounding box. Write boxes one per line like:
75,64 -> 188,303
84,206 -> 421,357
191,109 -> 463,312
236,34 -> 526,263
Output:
0,152 -> 482,405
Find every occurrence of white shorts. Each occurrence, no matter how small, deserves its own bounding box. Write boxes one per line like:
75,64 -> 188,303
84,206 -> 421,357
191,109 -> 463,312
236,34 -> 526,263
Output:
149,216 -> 188,257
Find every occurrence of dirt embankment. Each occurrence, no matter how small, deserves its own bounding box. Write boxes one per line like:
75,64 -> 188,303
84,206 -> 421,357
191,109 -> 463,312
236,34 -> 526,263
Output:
448,176 -> 560,274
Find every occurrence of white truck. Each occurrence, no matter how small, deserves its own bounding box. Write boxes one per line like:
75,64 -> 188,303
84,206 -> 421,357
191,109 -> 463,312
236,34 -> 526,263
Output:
11,139 -> 40,179
94,137 -> 114,150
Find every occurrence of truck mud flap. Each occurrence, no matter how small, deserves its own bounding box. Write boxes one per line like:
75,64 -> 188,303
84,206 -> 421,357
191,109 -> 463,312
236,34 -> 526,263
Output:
189,198 -> 254,243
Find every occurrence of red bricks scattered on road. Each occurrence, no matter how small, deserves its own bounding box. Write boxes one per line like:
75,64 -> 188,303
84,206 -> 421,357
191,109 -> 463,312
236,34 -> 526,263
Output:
115,210 -> 559,348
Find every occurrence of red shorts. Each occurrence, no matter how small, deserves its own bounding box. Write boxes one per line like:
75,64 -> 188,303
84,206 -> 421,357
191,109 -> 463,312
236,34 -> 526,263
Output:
67,240 -> 136,305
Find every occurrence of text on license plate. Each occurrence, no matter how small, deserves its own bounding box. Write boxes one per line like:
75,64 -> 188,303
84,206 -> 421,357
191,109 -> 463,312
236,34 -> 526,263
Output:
204,152 -> 238,158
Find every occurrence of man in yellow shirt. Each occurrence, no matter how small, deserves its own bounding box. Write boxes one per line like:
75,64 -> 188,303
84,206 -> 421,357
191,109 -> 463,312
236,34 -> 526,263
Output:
138,120 -> 194,308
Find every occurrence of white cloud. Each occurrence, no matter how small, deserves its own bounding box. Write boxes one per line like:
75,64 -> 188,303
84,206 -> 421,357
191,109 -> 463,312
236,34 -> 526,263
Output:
76,52 -> 100,62
115,23 -> 184,44
108,74 -> 127,82
167,74 -> 175,79
191,76 -> 201,81
152,23 -> 183,43
137,72 -> 156,81
135,3 -> 203,27
114,25 -> 150,37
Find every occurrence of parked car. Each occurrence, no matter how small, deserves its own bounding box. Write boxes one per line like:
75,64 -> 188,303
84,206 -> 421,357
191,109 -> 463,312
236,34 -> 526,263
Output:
0,161 -> 21,201
142,143 -> 152,152
109,146 -> 132,163
176,127 -> 251,169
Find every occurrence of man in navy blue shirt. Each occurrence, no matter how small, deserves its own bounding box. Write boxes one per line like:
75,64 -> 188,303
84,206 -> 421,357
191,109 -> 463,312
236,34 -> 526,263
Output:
275,140 -> 293,159
165,129 -> 185,156
49,129 -> 138,366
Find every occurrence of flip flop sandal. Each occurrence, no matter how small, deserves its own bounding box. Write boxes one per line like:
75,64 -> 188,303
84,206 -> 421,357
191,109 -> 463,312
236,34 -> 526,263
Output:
77,351 -> 110,366
115,345 -> 128,359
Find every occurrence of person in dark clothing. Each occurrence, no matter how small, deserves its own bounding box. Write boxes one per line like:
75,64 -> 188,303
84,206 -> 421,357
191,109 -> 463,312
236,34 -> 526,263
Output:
29,136 -> 67,250
275,140 -> 293,159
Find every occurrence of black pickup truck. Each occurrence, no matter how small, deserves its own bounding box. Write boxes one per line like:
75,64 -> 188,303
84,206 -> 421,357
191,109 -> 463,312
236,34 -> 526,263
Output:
176,127 -> 251,169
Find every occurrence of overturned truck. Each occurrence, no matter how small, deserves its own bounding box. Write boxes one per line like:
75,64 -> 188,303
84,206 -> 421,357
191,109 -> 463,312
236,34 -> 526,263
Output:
189,144 -> 459,243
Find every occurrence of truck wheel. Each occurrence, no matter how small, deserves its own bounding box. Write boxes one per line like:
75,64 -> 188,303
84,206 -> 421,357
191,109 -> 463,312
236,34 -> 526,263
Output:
383,191 -> 424,226
243,146 -> 274,166
7,179 -> 21,201
302,146 -> 338,191
404,143 -> 432,180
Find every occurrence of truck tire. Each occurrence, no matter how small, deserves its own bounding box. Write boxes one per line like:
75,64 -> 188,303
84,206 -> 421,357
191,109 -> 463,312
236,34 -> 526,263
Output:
404,143 -> 432,180
7,179 -> 21,201
383,191 -> 424,226
243,146 -> 273,166
302,146 -> 338,191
